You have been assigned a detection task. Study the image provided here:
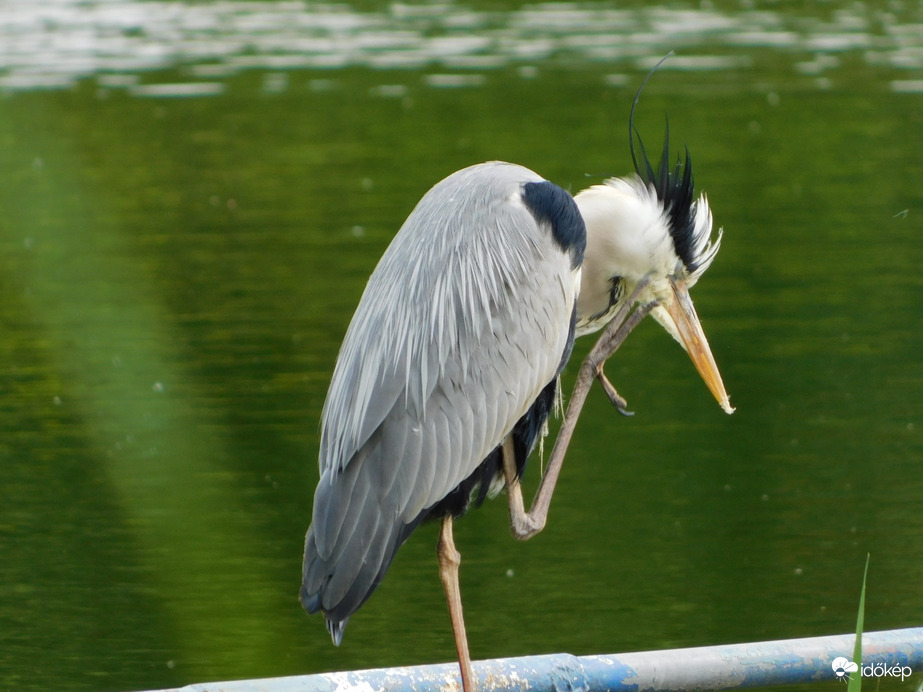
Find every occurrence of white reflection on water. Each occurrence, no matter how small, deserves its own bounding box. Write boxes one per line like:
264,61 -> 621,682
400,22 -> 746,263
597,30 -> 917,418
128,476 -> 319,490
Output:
0,0 -> 920,93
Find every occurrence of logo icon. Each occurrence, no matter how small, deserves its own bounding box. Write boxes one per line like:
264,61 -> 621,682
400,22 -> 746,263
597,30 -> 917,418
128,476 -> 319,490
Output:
832,657 -> 859,682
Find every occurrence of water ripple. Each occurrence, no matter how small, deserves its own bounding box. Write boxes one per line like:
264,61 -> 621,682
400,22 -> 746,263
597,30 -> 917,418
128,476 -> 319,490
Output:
0,0 -> 920,93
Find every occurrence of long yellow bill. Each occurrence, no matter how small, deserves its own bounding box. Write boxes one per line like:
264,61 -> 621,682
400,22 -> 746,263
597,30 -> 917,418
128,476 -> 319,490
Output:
661,279 -> 734,414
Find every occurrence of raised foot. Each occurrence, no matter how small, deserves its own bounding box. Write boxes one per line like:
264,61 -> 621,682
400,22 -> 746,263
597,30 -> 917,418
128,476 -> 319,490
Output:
595,362 -> 634,417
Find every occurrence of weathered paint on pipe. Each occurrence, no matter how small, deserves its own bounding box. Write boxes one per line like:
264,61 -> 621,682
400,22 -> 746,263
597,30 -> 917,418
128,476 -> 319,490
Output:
141,627 -> 923,692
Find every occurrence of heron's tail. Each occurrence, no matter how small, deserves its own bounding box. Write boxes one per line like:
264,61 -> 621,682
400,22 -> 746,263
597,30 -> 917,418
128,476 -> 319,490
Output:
299,538 -> 348,645
300,524 -> 360,646
300,464 -> 414,645
299,568 -> 348,645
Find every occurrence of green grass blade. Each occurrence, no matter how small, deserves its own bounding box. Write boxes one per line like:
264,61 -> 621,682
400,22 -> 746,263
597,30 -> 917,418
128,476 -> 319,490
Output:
847,554 -> 870,692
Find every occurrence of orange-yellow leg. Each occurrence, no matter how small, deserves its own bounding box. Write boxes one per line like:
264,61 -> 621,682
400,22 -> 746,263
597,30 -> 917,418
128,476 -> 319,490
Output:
437,515 -> 476,692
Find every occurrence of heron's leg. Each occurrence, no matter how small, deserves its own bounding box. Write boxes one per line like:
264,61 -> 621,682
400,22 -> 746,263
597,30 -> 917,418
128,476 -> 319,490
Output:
506,282 -> 657,541
503,437 -> 537,537
594,364 -> 633,416
437,515 -> 476,692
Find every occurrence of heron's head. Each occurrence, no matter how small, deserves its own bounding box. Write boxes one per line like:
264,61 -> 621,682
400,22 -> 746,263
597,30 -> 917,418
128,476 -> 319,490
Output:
573,121 -> 733,414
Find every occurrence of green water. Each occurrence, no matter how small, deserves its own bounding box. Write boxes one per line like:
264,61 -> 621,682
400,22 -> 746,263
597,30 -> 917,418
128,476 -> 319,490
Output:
0,3 -> 921,691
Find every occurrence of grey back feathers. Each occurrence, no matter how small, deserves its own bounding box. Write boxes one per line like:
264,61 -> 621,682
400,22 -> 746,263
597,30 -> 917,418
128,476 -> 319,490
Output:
302,162 -> 585,643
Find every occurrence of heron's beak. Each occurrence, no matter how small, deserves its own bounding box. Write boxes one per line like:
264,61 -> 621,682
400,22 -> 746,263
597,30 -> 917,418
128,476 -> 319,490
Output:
654,279 -> 734,414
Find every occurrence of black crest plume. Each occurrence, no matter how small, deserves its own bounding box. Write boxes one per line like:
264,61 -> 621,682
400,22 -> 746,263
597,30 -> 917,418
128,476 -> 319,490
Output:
628,53 -> 701,271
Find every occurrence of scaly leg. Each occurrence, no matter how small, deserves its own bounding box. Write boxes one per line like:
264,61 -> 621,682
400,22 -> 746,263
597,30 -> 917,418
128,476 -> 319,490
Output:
595,362 -> 634,416
505,280 -> 658,540
437,515 -> 476,692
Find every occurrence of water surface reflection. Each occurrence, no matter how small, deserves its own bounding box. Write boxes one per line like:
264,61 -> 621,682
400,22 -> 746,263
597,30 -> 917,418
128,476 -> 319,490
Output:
1,1 -> 921,92
0,2 -> 921,692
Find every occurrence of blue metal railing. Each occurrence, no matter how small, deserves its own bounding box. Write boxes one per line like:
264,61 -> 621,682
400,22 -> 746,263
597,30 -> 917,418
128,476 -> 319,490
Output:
143,627 -> 923,692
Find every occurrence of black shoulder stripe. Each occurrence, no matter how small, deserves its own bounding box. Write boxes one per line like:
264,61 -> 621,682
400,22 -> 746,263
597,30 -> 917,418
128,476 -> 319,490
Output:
521,180 -> 586,268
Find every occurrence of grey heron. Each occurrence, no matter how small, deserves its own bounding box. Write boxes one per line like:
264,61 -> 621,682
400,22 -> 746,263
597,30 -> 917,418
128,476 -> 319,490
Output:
301,88 -> 732,692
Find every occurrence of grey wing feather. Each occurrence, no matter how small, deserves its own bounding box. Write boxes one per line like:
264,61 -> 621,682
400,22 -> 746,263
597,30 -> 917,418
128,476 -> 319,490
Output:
303,161 -> 580,634
319,161 -> 556,476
